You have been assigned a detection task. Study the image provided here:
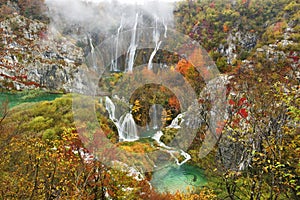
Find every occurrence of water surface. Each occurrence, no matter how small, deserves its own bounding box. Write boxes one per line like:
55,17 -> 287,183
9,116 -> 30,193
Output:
151,163 -> 207,194
0,92 -> 62,108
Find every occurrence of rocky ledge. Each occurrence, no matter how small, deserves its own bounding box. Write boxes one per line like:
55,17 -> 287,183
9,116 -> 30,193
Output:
0,14 -> 88,92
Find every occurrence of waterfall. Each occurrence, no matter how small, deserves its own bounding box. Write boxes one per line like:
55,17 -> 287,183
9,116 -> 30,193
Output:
150,104 -> 163,130
152,104 -> 158,130
111,16 -> 124,72
104,97 -> 191,165
88,36 -> 97,70
177,150 -> 191,165
126,13 -> 139,73
105,97 -> 139,142
152,131 -> 191,166
105,96 -> 116,120
163,19 -> 168,38
148,16 -> 162,70
152,131 -> 171,149
120,113 -> 139,141
167,113 -> 184,129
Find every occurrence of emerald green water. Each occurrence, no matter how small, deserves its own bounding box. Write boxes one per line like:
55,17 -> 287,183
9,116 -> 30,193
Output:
0,92 -> 62,109
151,164 -> 207,194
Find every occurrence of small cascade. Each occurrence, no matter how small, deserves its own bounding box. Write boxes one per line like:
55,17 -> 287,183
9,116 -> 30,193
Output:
148,16 -> 162,70
126,13 -> 139,73
167,113 -> 184,129
152,131 -> 191,166
177,150 -> 191,165
152,131 -> 171,149
152,104 -> 158,130
111,16 -> 124,72
105,96 -> 116,120
120,113 -> 139,141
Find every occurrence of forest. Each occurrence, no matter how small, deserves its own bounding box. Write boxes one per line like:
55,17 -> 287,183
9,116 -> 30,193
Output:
0,0 -> 299,199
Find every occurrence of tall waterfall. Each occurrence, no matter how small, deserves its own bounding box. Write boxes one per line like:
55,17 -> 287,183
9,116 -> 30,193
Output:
98,1 -> 191,165
88,36 -> 97,70
111,16 -> 124,72
126,13 -> 139,73
148,16 -> 162,70
163,19 -> 168,38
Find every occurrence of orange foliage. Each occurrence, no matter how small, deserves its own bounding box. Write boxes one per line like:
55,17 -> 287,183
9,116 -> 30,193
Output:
176,48 -> 206,77
168,96 -> 180,110
187,48 -> 212,80
176,58 -> 193,75
223,24 -> 229,32
273,22 -> 283,32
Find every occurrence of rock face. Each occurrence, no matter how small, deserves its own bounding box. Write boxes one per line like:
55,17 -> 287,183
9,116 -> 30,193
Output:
217,30 -> 258,65
0,14 -> 88,92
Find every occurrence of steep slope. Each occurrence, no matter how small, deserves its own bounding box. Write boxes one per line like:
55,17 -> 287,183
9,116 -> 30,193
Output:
0,14 -> 87,92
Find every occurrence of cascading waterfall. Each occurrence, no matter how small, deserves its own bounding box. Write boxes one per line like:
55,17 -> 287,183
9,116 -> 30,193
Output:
104,97 -> 191,164
148,16 -> 162,70
120,113 -> 139,141
105,97 -> 139,142
126,13 -> 139,73
100,4 -> 191,165
105,96 -> 116,120
152,131 -> 191,166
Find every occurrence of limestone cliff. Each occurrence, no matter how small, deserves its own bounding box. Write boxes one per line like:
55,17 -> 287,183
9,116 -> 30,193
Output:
0,14 -> 88,92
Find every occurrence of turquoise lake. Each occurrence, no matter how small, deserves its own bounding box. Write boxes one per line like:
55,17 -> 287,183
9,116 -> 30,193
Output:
0,92 -> 62,109
151,163 -> 207,194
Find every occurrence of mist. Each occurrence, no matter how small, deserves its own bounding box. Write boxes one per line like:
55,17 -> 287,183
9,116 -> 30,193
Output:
45,0 -> 178,40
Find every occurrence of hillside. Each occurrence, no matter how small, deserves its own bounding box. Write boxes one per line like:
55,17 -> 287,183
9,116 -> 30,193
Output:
0,0 -> 299,199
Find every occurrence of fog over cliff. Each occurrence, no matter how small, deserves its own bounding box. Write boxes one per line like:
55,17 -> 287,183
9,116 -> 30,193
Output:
45,0 -> 177,38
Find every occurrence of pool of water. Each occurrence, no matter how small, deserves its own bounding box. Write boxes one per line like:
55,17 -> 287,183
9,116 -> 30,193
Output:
0,92 -> 62,108
151,163 -> 207,194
